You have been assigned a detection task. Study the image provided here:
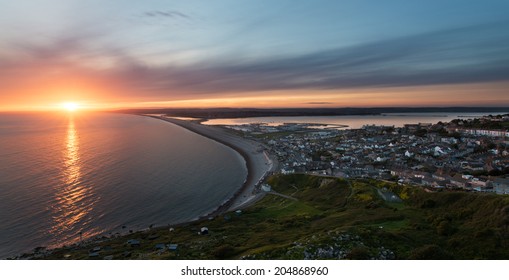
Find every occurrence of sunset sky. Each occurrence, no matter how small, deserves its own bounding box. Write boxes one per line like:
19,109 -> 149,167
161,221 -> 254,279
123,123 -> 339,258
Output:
1,0 -> 509,111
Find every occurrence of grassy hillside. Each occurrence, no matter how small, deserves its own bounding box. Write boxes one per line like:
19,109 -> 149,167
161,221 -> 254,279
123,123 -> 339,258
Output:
31,174 -> 509,260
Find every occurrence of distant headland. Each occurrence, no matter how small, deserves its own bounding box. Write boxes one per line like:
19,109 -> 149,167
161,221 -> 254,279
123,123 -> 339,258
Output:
114,107 -> 509,119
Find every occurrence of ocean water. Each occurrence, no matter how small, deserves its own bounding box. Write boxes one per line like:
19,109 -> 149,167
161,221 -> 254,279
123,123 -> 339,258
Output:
0,113 -> 247,258
202,112 -> 507,128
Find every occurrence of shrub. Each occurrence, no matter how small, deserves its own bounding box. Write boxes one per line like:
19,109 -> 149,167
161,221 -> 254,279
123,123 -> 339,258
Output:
213,245 -> 235,259
346,247 -> 371,260
409,245 -> 452,260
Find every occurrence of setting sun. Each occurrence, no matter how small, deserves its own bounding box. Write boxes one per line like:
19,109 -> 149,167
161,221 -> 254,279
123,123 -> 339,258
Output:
62,102 -> 79,112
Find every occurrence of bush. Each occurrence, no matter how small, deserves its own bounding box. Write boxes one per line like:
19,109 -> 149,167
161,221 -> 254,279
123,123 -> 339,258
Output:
346,247 -> 371,260
213,245 -> 235,259
409,245 -> 452,260
421,199 -> 436,209
436,220 -> 456,236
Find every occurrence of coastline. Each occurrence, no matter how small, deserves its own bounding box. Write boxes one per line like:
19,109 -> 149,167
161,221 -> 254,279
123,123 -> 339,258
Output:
148,115 -> 275,217
5,114 -> 275,259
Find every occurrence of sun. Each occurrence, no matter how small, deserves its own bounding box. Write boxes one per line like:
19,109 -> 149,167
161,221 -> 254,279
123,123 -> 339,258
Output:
62,102 -> 79,112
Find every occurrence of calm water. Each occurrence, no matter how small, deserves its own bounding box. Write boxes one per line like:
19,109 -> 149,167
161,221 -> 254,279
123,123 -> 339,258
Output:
203,112 -> 508,128
0,113 -> 246,258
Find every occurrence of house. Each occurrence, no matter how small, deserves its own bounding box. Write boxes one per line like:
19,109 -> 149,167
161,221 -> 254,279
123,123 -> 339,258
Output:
127,239 -> 140,247
493,178 -> 509,194
471,178 -> 493,192
261,184 -> 271,192
404,124 -> 420,133
281,167 -> 295,174
463,162 -> 485,172
450,174 -> 468,189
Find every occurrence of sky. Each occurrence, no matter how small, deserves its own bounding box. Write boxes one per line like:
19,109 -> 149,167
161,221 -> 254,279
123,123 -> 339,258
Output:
1,0 -> 509,111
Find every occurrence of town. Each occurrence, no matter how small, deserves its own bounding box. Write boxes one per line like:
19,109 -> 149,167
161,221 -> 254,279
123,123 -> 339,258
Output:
223,114 -> 509,195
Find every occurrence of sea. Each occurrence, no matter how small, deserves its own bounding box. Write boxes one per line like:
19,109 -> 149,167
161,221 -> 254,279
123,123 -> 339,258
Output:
0,113 -> 247,258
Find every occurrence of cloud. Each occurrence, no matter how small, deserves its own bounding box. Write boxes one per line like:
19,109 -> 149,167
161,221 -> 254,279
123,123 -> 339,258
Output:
143,10 -> 190,19
131,10 -> 192,29
174,22 -> 509,93
110,21 -> 509,96
1,21 -> 509,103
305,102 -> 334,105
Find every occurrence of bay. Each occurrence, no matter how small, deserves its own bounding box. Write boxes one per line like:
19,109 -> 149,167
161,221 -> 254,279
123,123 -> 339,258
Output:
202,112 -> 507,128
0,113 -> 246,258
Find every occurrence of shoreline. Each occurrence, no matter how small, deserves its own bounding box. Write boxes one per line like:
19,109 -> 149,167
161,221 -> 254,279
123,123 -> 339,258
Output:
5,114 -> 275,259
148,115 -> 275,217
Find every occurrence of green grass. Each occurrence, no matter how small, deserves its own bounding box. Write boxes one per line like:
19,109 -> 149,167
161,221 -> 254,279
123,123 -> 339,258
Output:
248,197 -> 322,219
32,174 -> 509,260
369,219 -> 408,231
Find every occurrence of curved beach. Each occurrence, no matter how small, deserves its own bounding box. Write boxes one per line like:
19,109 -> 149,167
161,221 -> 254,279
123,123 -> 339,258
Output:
149,115 -> 274,216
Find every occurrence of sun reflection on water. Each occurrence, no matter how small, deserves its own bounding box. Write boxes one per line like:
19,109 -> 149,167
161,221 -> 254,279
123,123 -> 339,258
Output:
65,118 -> 80,184
50,116 -> 100,245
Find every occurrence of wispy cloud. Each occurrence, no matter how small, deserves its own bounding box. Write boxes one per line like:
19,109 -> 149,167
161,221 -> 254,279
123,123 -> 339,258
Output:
1,21 -> 509,102
305,102 -> 334,105
114,22 -> 509,96
143,10 -> 190,19
173,22 -> 509,93
128,9 -> 193,29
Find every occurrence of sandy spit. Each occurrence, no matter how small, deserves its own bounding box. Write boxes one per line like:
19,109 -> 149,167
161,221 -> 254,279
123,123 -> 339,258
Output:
148,115 -> 276,216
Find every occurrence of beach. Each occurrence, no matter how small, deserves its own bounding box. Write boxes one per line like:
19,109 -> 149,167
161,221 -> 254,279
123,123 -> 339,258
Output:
149,115 -> 276,215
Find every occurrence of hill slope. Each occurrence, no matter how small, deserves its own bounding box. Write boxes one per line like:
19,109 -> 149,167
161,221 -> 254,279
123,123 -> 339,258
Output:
29,174 -> 509,260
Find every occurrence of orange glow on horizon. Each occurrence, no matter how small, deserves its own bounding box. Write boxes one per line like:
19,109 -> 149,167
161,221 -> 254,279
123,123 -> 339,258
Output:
105,82 -> 509,109
1,82 -> 508,112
